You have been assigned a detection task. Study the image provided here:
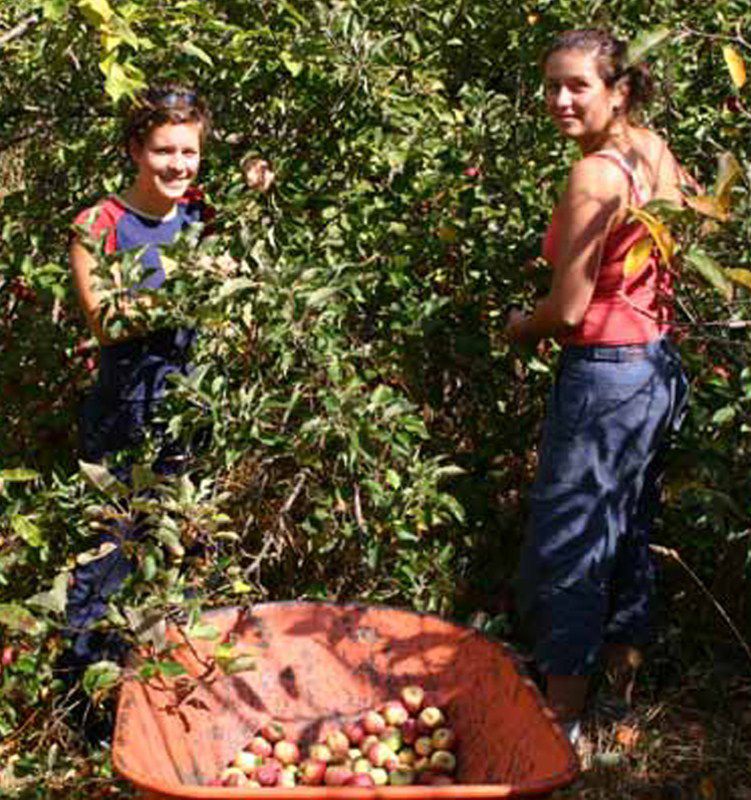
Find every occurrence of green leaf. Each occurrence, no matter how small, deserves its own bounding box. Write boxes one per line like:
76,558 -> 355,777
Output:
0,603 -> 42,634
280,50 -> 304,77
83,660 -> 121,696
26,571 -> 68,616
187,622 -> 221,641
0,469 -> 40,482
218,653 -> 257,675
42,0 -> 70,20
77,0 -> 113,26
626,27 -> 671,67
10,515 -> 44,548
181,41 -> 214,66
157,660 -> 188,677
79,460 -> 129,497
685,246 -> 733,300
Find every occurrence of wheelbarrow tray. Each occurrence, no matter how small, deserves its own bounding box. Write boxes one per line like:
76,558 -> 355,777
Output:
113,602 -> 578,798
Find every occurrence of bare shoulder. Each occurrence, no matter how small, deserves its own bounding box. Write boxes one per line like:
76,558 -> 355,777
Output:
566,154 -> 629,201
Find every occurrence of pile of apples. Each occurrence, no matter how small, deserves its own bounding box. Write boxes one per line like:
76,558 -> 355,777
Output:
212,685 -> 458,788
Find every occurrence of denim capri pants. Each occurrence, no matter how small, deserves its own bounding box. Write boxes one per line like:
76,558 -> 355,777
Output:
517,337 -> 689,676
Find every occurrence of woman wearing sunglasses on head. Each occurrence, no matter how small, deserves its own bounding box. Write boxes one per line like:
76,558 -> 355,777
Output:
505,30 -> 691,742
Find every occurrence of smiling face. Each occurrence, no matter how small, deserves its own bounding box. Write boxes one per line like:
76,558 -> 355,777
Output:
544,48 -> 628,151
129,121 -> 202,212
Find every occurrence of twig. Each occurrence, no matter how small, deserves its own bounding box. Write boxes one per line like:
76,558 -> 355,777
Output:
353,483 -> 366,531
281,470 -> 307,515
0,13 -> 39,50
650,543 -> 751,668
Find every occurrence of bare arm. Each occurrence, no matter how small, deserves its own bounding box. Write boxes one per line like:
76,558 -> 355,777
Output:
505,158 -> 627,344
70,237 -> 112,344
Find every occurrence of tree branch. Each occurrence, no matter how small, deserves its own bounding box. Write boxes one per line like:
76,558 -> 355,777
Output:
0,13 -> 40,51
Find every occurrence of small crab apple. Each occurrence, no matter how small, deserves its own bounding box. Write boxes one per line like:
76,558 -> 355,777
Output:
347,772 -> 376,787
326,729 -> 350,760
430,750 -> 457,773
432,727 -> 456,750
382,700 -> 409,727
324,766 -> 353,786
309,743 -> 332,763
343,720 -> 365,745
415,736 -> 433,757
361,735 -> 379,756
414,756 -> 431,773
299,759 -> 327,786
348,748 -> 362,761
248,735 -> 273,758
400,685 -> 425,714
256,760 -> 283,787
380,726 -> 402,753
389,767 -> 416,786
398,748 -> 416,767
418,706 -> 445,731
363,710 -> 386,735
279,766 -> 298,788
368,742 -> 398,770
274,740 -> 300,766
371,767 -> 389,786
353,757 -> 372,774
401,718 -> 418,745
220,767 -> 249,787
260,720 -> 286,743
234,750 -> 261,774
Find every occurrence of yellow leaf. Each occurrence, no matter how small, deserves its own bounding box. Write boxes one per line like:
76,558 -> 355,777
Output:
684,194 -> 730,222
629,206 -> 675,266
78,0 -> 113,26
624,236 -> 654,277
714,152 -> 742,215
723,45 -> 747,89
101,29 -> 123,53
726,268 -> 751,291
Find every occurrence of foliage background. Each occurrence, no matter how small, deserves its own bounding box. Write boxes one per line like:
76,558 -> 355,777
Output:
1,0 -> 751,795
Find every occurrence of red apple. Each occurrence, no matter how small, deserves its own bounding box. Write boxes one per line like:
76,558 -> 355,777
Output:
220,767 -> 249,787
430,750 -> 457,773
389,767 -> 416,785
353,757 -> 371,774
298,759 -> 327,786
248,735 -> 273,758
363,710 -> 386,735
324,765 -> 353,786
234,750 -> 260,774
256,760 -> 282,787
418,706 -> 444,731
382,700 -> 409,726
380,726 -> 402,753
463,166 -> 481,178
326,729 -> 350,760
347,772 -> 376,787
274,740 -> 300,766
370,767 -> 389,786
400,685 -> 425,714
432,727 -> 456,750
343,720 -> 365,745
401,718 -> 418,745
415,736 -> 433,757
368,742 -> 397,770
309,743 -> 332,763
361,735 -> 379,756
260,719 -> 285,743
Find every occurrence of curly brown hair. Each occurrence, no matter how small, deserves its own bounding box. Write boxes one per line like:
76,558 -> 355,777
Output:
124,82 -> 212,153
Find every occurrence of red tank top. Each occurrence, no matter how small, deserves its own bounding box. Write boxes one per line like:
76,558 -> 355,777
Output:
542,150 -> 674,346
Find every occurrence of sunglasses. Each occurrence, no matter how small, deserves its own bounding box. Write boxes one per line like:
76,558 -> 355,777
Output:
149,89 -> 199,107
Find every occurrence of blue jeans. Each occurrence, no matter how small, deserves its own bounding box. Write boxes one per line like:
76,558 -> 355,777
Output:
517,338 -> 689,676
